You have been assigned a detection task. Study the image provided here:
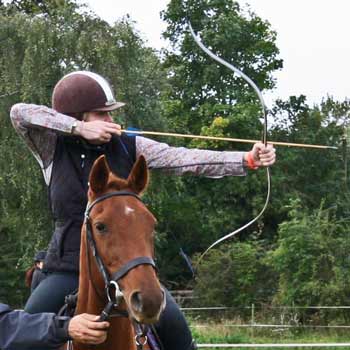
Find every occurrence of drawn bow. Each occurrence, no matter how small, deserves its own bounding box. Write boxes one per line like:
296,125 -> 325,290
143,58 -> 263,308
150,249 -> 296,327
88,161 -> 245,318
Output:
185,9 -> 271,264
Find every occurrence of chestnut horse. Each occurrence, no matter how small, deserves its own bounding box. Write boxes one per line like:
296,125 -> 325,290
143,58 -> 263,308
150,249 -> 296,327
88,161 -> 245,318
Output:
73,155 -> 165,350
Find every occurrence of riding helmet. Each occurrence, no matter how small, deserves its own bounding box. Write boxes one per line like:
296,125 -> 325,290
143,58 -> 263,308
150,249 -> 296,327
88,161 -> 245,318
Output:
52,71 -> 125,117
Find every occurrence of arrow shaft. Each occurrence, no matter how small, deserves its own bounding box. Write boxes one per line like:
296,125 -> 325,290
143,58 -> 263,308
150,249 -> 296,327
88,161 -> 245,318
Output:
121,129 -> 337,150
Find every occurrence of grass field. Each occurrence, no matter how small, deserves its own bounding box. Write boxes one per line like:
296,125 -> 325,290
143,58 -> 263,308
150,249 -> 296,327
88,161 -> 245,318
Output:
189,320 -> 350,349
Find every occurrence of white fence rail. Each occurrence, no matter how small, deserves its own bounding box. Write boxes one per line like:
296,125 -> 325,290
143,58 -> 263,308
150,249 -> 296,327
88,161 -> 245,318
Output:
174,300 -> 350,349
180,305 -> 350,329
194,324 -> 350,329
180,306 -> 350,311
170,293 -> 350,348
197,344 -> 350,348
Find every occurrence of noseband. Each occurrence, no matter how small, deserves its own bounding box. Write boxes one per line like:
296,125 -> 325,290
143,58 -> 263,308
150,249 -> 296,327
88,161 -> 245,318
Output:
84,190 -> 157,322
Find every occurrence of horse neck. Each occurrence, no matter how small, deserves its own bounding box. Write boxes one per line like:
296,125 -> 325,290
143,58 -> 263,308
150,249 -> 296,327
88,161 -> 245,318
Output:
74,233 -> 137,350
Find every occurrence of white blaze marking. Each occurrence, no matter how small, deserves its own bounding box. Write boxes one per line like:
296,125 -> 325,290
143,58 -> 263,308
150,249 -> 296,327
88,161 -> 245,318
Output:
125,206 -> 135,216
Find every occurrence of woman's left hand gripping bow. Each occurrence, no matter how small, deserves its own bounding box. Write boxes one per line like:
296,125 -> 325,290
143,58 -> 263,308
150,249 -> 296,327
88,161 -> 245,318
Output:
245,142 -> 276,168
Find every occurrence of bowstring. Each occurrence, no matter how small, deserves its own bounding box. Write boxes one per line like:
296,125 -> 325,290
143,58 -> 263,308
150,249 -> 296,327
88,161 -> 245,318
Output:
186,17 -> 271,267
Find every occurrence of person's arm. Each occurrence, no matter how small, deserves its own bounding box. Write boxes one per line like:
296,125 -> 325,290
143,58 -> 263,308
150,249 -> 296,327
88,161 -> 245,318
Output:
136,136 -> 247,178
10,103 -> 77,185
0,304 -> 69,349
0,304 -> 109,349
136,137 -> 275,177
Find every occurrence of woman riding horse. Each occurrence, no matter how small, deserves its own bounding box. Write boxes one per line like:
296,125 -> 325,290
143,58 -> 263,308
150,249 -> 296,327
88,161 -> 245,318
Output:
10,70 -> 276,350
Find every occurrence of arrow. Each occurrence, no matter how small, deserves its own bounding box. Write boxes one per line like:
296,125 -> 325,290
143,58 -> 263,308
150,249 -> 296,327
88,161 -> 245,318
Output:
121,129 -> 337,150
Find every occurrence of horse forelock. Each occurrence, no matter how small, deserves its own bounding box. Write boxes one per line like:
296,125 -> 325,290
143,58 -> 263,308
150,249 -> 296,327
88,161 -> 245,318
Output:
88,173 -> 132,201
108,174 -> 129,191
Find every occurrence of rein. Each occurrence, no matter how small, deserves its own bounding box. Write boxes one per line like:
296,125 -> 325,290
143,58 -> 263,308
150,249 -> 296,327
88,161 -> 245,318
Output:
84,190 -> 157,348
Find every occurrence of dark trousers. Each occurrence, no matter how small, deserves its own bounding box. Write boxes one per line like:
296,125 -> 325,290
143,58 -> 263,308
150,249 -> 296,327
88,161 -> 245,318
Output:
24,272 -> 79,314
24,272 -> 194,350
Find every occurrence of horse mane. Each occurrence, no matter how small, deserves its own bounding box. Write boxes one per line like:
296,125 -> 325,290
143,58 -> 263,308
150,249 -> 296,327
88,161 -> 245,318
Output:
25,265 -> 35,288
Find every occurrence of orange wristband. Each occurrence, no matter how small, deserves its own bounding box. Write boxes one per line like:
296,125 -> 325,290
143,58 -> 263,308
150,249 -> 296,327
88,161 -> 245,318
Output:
246,151 -> 259,170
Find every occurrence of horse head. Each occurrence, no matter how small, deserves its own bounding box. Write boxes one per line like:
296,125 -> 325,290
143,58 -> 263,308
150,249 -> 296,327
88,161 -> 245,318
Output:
81,154 -> 165,326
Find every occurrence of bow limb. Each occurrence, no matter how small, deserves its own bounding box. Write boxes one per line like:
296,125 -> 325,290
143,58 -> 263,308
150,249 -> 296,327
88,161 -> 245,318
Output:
186,19 -> 271,266
188,22 -> 268,144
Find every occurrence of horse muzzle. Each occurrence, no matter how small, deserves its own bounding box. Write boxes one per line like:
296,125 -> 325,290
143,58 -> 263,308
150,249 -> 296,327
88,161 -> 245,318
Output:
128,286 -> 166,324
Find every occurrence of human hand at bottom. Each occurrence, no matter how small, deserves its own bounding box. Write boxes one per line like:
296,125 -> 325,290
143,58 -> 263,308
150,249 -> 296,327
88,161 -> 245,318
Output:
68,313 -> 110,344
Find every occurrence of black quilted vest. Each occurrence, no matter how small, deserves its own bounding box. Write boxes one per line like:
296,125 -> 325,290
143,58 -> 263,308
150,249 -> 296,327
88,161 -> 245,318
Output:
44,134 -> 136,273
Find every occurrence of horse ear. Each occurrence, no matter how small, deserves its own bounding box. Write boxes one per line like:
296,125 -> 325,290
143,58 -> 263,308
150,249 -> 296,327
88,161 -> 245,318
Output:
127,155 -> 148,194
89,155 -> 110,193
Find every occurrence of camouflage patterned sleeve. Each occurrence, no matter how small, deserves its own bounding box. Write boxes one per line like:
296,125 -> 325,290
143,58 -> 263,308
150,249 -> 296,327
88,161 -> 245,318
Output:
135,136 -> 247,178
10,103 -> 76,185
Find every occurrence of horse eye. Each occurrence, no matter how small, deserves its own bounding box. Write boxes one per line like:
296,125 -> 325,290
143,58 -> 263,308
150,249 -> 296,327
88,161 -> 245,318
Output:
95,222 -> 108,233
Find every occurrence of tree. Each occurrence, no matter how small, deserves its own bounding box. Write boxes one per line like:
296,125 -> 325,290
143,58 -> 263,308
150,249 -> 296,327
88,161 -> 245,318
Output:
161,0 -> 282,133
0,0 -> 77,16
193,241 -> 276,310
149,0 -> 283,284
268,199 -> 350,322
0,2 -> 166,306
268,96 -> 347,223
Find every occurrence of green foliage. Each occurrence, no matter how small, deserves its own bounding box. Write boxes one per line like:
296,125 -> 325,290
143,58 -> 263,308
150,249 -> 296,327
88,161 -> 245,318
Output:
268,96 -> 347,224
179,95 -> 350,311
268,199 -> 350,317
1,0 -> 350,316
191,325 -> 250,344
0,91 -> 50,306
161,0 -> 282,133
3,0 -> 76,16
0,1 -> 165,306
152,0 -> 284,287
193,241 -> 276,308
190,320 -> 350,349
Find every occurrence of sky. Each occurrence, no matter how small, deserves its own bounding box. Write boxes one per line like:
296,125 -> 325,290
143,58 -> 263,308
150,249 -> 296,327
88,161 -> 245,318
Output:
77,0 -> 350,108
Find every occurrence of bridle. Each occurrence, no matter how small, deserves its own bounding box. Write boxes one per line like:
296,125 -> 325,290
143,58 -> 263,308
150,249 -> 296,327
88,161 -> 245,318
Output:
84,190 -> 157,348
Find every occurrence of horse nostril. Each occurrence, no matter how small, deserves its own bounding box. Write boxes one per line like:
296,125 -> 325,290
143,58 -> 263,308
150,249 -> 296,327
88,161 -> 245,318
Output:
130,291 -> 143,313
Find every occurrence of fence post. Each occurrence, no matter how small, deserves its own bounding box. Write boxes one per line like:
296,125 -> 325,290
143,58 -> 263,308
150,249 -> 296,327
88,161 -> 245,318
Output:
250,303 -> 255,338
251,303 -> 255,325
